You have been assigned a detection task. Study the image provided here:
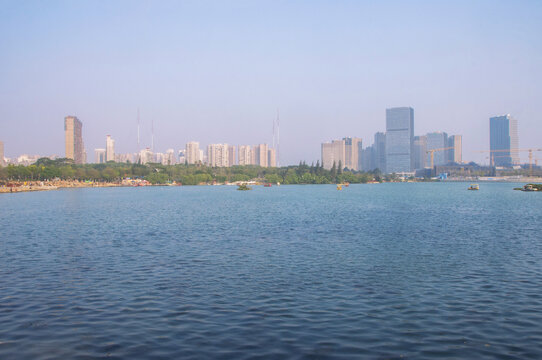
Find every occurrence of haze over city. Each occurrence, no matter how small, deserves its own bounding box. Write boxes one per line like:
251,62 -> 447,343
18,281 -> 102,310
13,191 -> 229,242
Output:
1,0 -> 541,164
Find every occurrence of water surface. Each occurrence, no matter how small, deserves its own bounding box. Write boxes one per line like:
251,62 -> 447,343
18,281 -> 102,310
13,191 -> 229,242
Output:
1,183 -> 542,359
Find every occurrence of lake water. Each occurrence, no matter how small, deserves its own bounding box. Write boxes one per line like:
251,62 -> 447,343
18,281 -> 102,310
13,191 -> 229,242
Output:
1,183 -> 542,359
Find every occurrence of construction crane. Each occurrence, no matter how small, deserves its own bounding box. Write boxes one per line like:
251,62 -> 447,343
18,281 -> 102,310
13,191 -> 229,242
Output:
426,147 -> 453,168
476,148 -> 542,175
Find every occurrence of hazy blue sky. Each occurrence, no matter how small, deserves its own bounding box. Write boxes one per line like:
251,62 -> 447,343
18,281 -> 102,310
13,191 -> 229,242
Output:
1,0 -> 541,164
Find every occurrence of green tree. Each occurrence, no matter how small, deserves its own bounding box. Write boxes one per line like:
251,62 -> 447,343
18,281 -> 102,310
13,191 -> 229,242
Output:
265,173 -> 281,184
146,172 -> 169,184
330,161 -> 337,180
60,166 -> 75,179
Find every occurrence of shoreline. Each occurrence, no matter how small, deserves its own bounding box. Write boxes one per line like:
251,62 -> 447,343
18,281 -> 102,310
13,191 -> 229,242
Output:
0,181 -> 122,194
2,178 -> 542,194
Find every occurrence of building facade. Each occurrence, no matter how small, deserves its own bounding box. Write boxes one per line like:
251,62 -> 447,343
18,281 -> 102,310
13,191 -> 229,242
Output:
238,145 -> 252,165
207,144 -> 229,167
268,148 -> 277,167
64,116 -> 84,164
252,144 -> 269,167
0,141 -> 4,167
448,135 -> 462,164
343,137 -> 362,171
178,149 -> 186,164
385,107 -> 414,173
412,135 -> 427,170
360,145 -> 374,171
106,135 -> 115,162
186,141 -> 200,164
490,115 -> 519,167
321,139 -> 346,170
94,148 -> 106,164
426,132 -> 448,166
115,153 -> 133,163
164,149 -> 176,165
228,145 -> 236,166
139,148 -> 154,164
373,132 -> 386,173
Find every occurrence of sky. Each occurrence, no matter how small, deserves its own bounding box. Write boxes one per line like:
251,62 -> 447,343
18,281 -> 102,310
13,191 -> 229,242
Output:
1,0 -> 541,165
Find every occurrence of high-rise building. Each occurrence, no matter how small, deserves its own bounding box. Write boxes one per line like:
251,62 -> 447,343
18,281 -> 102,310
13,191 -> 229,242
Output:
64,116 -> 84,164
268,148 -> 277,167
106,135 -> 115,162
412,136 -> 427,170
15,154 -> 40,166
0,141 -> 4,167
94,148 -> 106,164
343,137 -> 362,171
178,149 -> 186,164
228,145 -> 236,166
385,107 -> 414,173
357,140 -> 364,171
321,139 -> 346,170
139,148 -> 154,164
239,145 -> 252,165
115,153 -> 133,163
426,132 -> 448,166
373,132 -> 386,172
253,144 -> 269,167
361,145 -> 374,171
207,144 -> 229,167
448,135 -> 462,164
164,149 -> 176,165
490,115 -> 519,167
155,152 -> 164,164
186,141 -> 200,164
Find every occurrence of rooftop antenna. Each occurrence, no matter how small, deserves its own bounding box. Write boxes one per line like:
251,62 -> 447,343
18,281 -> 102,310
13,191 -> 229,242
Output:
276,108 -> 280,167
272,115 -> 276,150
137,108 -> 140,151
151,119 -> 154,152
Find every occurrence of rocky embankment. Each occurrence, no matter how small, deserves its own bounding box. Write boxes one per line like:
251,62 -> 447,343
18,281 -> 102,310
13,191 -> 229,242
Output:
0,180 -> 121,194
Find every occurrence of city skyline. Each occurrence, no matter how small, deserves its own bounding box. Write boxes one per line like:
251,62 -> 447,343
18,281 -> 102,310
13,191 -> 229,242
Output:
1,1 -> 541,164
0,110 -> 530,170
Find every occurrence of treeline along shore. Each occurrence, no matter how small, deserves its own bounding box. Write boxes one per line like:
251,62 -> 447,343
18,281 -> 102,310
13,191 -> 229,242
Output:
1,158 -> 385,193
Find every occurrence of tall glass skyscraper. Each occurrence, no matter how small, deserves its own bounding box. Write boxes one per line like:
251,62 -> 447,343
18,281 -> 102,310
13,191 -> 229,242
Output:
412,135 -> 427,170
490,115 -> 519,167
385,107 -> 414,173
426,132 -> 448,166
374,132 -> 386,173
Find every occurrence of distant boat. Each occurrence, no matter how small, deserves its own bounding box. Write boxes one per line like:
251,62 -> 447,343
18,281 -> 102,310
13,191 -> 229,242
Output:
468,184 -> 479,190
264,183 -> 272,187
337,184 -> 342,190
522,184 -> 539,192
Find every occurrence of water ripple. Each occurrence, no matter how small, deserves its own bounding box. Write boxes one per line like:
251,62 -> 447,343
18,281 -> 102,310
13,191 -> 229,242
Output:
1,183 -> 542,359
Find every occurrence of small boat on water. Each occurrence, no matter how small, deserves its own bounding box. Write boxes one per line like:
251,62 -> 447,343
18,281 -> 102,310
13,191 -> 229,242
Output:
522,184 -> 539,192
337,184 -> 342,190
264,183 -> 272,187
468,184 -> 479,190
